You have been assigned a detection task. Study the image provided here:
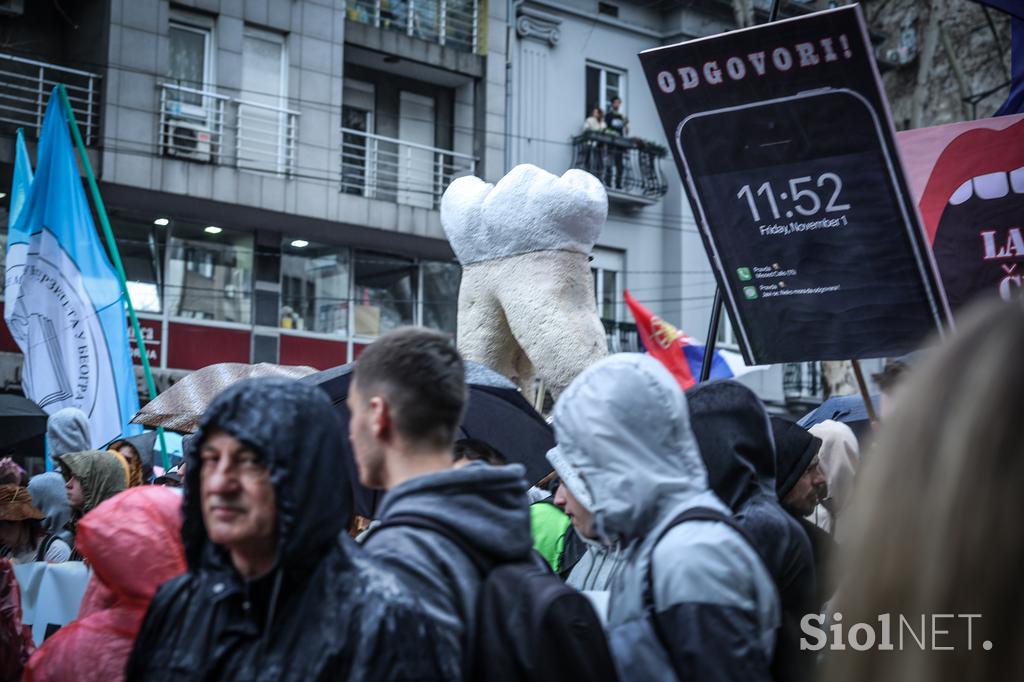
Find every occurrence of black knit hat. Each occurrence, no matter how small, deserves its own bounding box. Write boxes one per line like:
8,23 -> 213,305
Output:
771,417 -> 822,500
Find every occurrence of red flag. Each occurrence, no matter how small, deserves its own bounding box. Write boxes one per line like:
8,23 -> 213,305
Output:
624,290 -> 696,389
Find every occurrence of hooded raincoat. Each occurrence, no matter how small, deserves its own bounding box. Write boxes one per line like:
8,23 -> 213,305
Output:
547,354 -> 779,682
56,451 -> 127,515
686,380 -> 817,682
126,378 -> 454,681
23,486 -> 186,682
27,473 -> 72,538
808,419 -> 860,541
46,408 -> 91,458
361,461 -> 535,678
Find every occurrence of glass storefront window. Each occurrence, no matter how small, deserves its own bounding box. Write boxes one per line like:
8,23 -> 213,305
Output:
280,241 -> 350,335
166,222 -> 253,324
111,214 -> 166,313
421,260 -> 460,336
353,251 -> 416,337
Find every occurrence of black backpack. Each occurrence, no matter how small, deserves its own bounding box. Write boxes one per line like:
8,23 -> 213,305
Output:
378,514 -> 619,682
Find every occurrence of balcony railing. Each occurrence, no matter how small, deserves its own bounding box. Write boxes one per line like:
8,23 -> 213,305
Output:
571,131 -> 669,204
158,83 -> 299,175
347,0 -> 480,52
604,319 -> 641,353
340,127 -> 476,209
0,53 -> 101,145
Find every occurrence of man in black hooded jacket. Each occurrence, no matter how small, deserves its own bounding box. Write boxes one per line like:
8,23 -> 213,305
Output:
686,380 -> 817,682
126,378 -> 454,681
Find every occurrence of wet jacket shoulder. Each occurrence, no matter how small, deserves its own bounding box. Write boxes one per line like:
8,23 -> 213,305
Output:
361,462 -> 534,677
126,378 -> 454,682
546,355 -> 779,682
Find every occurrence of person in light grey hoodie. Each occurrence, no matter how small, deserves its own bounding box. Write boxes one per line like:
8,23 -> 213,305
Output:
28,472 -> 73,544
46,407 -> 92,462
548,354 -> 779,681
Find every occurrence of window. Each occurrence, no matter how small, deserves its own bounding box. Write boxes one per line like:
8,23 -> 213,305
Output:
168,22 -> 212,108
716,314 -> 739,348
421,260 -> 461,336
597,2 -> 619,17
238,27 -> 288,173
165,222 -> 253,324
342,79 -> 375,197
591,247 -> 624,322
0,205 -> 8,298
280,241 -> 350,335
353,251 -> 416,337
585,64 -> 626,118
111,214 -> 167,313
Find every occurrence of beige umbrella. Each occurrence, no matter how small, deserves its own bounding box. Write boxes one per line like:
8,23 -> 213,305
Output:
131,362 -> 317,433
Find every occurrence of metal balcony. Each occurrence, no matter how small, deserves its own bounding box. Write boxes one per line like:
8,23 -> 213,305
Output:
346,0 -> 480,52
783,361 -> 824,406
571,131 -> 668,206
340,127 -> 476,209
158,82 -> 299,176
0,53 -> 101,144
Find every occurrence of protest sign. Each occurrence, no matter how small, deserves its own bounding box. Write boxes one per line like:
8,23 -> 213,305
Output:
14,561 -> 90,645
897,114 -> 1024,313
640,5 -> 950,364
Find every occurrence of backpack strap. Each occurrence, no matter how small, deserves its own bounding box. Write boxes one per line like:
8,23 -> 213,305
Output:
373,513 -> 490,574
641,506 -> 759,614
35,533 -> 58,562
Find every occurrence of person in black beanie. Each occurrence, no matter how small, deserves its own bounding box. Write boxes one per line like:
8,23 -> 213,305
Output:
770,416 -> 835,606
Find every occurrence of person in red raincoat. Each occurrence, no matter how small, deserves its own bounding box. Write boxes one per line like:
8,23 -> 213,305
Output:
23,486 -> 186,682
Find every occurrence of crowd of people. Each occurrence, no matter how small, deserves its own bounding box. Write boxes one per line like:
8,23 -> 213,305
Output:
0,297 -> 1020,680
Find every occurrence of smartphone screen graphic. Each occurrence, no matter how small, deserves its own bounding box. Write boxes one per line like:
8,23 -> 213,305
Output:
677,89 -> 946,363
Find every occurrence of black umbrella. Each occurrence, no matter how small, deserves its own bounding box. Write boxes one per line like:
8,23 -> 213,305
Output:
300,361 -> 555,518
0,394 -> 48,457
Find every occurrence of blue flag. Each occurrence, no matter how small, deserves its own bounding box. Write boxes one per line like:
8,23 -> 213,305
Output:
9,129 -> 33,227
3,88 -> 140,447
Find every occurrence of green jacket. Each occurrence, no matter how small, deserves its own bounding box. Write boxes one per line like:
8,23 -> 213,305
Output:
529,501 -> 571,572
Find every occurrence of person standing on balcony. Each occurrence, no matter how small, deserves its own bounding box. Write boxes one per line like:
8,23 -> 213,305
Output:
583,107 -> 605,132
604,98 -> 629,189
582,106 -> 606,179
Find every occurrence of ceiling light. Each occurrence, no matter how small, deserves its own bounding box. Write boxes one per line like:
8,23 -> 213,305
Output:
153,218 -> 169,227
290,239 -> 309,248
204,225 -> 222,234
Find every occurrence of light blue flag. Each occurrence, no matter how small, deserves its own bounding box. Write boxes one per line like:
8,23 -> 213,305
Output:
9,129 -> 33,229
3,88 -> 140,447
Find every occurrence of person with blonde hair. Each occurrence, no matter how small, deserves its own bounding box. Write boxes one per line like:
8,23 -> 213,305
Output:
826,300 -> 1024,681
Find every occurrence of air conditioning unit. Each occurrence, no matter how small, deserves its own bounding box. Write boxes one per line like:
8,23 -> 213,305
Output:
164,119 -> 213,163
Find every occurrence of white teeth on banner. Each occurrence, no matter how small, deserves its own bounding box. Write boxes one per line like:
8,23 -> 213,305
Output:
949,179 -> 973,205
1011,167 -> 1024,194
949,170 -> 1024,205
974,172 -> 1010,200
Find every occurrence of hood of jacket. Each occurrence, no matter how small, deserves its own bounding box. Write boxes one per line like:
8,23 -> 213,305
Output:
376,462 -> 533,562
77,486 -> 186,602
686,380 -> 776,510
183,377 -> 351,575
546,354 -> 708,546
108,431 -> 158,482
47,407 -> 92,457
57,450 -> 127,515
28,472 -> 72,534
808,419 -> 859,514
772,417 -> 822,501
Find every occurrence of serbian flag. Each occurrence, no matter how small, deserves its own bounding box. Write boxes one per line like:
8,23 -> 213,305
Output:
624,290 -> 764,390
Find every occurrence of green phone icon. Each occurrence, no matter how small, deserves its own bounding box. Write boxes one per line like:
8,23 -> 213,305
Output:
743,286 -> 758,300
737,267 -> 752,281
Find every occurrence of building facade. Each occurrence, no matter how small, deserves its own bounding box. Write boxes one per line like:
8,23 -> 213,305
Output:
1,0 -> 506,392
0,0 -> 914,413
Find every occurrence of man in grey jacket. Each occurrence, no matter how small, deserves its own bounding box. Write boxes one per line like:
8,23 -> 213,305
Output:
548,354 -> 779,681
350,327 -> 535,680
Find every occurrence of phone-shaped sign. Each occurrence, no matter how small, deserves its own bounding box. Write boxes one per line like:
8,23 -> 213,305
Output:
641,6 -> 950,364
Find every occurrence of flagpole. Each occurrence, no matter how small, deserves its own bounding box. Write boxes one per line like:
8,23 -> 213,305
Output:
56,84 -> 170,473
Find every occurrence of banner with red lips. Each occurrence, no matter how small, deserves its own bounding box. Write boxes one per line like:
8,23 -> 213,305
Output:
897,114 -> 1024,313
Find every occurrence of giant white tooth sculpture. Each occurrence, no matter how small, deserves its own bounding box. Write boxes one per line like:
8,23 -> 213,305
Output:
441,164 -> 609,399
